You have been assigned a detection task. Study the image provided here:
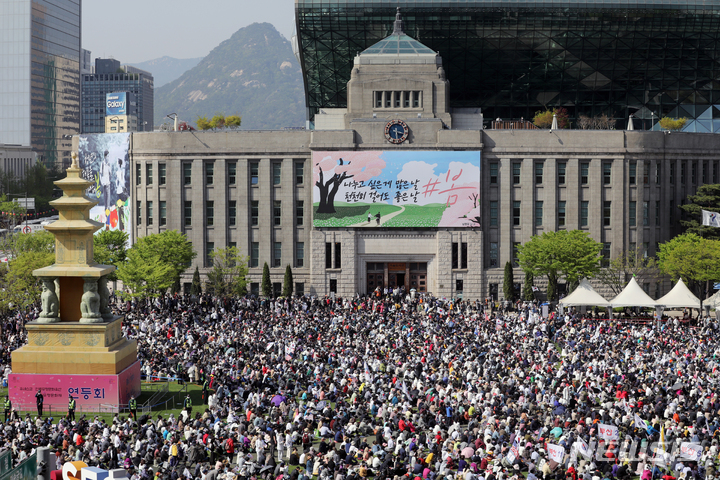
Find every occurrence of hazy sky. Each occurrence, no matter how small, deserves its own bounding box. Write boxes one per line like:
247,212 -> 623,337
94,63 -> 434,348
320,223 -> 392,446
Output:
83,0 -> 296,64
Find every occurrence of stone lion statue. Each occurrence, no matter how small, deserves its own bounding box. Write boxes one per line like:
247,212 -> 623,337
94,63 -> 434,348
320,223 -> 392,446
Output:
80,279 -> 102,321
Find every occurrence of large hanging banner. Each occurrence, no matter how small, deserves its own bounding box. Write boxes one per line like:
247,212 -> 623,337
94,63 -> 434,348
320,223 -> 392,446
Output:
312,151 -> 481,228
77,133 -> 132,245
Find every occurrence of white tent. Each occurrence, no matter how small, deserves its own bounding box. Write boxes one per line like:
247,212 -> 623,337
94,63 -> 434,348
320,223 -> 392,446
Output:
559,279 -> 610,306
705,290 -> 720,309
656,278 -> 701,309
608,277 -> 657,307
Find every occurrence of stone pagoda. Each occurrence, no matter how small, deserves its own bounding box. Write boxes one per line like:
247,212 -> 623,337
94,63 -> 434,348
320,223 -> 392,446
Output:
9,152 -> 140,409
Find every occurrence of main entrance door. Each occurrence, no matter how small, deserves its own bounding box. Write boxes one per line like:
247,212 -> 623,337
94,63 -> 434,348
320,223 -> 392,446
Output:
366,262 -> 428,294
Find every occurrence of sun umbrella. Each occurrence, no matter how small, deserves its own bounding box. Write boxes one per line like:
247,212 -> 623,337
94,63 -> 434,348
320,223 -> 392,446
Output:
461,447 -> 475,458
271,394 -> 286,406
550,427 -> 563,438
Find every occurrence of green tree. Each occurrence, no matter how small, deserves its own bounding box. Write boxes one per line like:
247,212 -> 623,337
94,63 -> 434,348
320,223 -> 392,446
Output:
657,233 -> 720,301
116,230 -> 196,299
0,195 -> 26,230
225,115 -> 242,128
517,230 -> 602,300
659,116 -> 687,131
1,251 -> 55,311
196,116 -> 212,131
261,262 -> 272,298
190,266 -> 202,296
522,271 -> 534,301
205,246 -> 249,297
283,265 -> 294,297
595,246 -> 662,296
503,261 -> 515,302
533,107 -> 570,129
93,229 -> 129,281
679,184 -> 720,239
196,113 -> 242,131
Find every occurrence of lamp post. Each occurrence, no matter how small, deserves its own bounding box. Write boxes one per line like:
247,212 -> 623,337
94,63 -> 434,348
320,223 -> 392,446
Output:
166,113 -> 178,132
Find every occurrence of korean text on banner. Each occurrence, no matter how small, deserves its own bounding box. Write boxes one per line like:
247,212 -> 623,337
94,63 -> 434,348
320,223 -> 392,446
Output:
547,443 -> 565,464
679,443 -> 702,461
598,424 -> 619,441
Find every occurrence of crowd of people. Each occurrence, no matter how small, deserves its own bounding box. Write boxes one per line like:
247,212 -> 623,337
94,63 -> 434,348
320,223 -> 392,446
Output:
1,291 -> 720,480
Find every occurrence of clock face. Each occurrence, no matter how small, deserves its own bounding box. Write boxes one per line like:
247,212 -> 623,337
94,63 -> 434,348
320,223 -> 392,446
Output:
385,119 -> 409,144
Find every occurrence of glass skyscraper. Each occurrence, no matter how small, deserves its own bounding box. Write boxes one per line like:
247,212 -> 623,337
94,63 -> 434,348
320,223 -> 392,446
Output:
0,0 -> 81,168
81,58 -> 154,134
295,0 -> 720,131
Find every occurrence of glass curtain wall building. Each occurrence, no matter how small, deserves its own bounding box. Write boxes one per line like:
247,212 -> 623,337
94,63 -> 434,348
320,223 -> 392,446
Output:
295,0 -> 720,132
81,58 -> 154,134
0,0 -> 81,168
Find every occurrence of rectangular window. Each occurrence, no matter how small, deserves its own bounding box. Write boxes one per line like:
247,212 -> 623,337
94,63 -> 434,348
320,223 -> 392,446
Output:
250,162 -> 259,185
206,201 -> 214,226
325,243 -> 332,269
206,242 -> 214,267
670,163 -> 675,185
581,201 -> 589,227
205,162 -> 214,185
329,279 -> 338,293
375,91 -> 383,108
296,161 -> 304,185
489,163 -> 498,184
601,243 -> 611,267
558,162 -> 566,185
273,242 -> 282,268
489,242 -> 498,268
656,162 -> 661,185
228,162 -> 236,185
296,200 -> 304,226
452,242 -> 459,269
394,91 -> 401,108
714,162 -> 719,184
273,200 -> 281,226
136,164 -> 142,185
535,162 -> 543,184
455,279 -> 464,293
629,162 -> 636,185
403,91 -> 410,108
413,91 -> 421,108
334,242 -> 341,269
642,201 -> 649,226
229,201 -> 236,226
273,282 -> 282,297
512,242 -> 520,267
692,162 -> 697,184
655,200 -> 660,226
183,163 -> 192,185
535,201 -> 543,226
512,163 -> 521,184
558,201 -> 566,227
295,282 -> 305,296
461,242 -> 468,269
603,201 -> 611,226
669,200 -> 674,225
250,242 -> 259,268
251,201 -> 259,226
603,162 -> 611,185
629,201 -> 636,227
490,201 -> 498,226
681,162 -> 686,184
296,242 -> 304,268
159,201 -> 166,226
643,161 -> 649,184
146,164 -> 153,185
184,201 -> 192,226
146,201 -> 153,226
385,91 -> 392,108
513,201 -> 521,226
136,200 -> 142,225
250,283 -> 259,296
581,162 -> 589,185
630,242 -> 636,256
159,163 -> 166,185
273,163 -> 281,185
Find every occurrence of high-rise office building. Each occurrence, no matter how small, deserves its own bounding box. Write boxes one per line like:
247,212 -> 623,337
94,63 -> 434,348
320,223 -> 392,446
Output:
81,58 -> 154,134
0,0 -> 81,168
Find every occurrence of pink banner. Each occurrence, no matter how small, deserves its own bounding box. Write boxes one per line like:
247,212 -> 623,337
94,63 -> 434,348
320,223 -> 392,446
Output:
9,361 -> 141,411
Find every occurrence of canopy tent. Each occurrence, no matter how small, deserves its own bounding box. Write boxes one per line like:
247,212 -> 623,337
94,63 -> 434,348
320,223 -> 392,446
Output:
656,278 -> 701,309
559,279 -> 610,307
609,277 -> 657,307
705,290 -> 720,309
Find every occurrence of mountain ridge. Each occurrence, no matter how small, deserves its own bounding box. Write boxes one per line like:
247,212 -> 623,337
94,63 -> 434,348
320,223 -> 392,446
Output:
153,23 -> 306,130
129,56 -> 203,88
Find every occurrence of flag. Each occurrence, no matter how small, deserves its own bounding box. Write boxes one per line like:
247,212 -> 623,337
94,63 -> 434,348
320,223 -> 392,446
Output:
598,424 -> 619,441
507,438 -> 520,464
547,443 -> 565,464
702,209 -> 720,228
531,286 -> 539,292
679,442 -> 702,461
575,437 -> 591,459
401,380 -> 411,400
655,425 -> 667,467
634,414 -> 652,434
